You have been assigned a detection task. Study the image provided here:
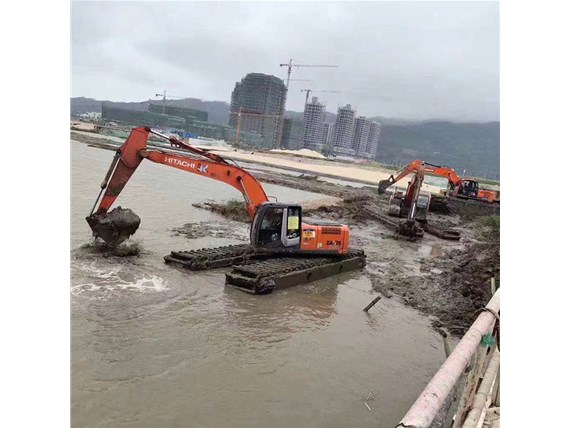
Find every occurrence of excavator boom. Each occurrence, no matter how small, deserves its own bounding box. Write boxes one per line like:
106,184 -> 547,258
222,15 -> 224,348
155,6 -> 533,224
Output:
378,159 -> 498,204
378,159 -> 461,194
86,126 -> 269,246
91,127 -> 268,219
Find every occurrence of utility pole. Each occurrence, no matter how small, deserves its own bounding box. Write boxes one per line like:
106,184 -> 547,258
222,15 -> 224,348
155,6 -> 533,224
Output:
274,59 -> 339,148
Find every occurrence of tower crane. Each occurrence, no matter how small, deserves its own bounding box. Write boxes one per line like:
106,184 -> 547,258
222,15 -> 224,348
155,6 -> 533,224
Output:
274,59 -> 339,147
154,91 -> 190,114
300,89 -> 340,106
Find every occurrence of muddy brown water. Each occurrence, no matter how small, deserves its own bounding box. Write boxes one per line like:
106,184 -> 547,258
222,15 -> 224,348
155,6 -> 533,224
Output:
71,140 -> 447,427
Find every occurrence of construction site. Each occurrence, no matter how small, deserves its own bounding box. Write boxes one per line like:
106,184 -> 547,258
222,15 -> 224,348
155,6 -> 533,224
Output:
71,122 -> 500,427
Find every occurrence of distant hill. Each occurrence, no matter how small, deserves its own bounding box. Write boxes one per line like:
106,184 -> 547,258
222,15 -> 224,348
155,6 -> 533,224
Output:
377,121 -> 500,180
71,97 -> 499,178
369,116 -> 422,126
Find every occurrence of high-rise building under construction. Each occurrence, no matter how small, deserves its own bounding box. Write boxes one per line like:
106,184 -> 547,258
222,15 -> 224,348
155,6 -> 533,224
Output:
332,104 -> 356,155
302,97 -> 326,150
229,73 -> 287,147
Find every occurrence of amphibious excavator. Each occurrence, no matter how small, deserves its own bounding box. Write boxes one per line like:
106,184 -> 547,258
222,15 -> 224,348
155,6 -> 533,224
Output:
386,161 -> 430,240
378,160 -> 499,205
377,161 -> 460,241
86,126 -> 365,294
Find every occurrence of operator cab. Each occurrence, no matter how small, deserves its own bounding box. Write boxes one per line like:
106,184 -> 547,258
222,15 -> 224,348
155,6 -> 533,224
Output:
458,180 -> 479,198
250,203 -> 302,249
414,192 -> 432,223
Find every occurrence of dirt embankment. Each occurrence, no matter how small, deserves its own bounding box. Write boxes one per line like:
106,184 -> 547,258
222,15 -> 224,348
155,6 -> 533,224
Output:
369,236 -> 499,335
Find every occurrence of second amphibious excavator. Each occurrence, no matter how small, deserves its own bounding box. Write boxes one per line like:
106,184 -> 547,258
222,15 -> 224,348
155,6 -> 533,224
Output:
86,126 -> 365,294
378,161 -> 460,241
386,161 -> 429,240
378,159 -> 499,205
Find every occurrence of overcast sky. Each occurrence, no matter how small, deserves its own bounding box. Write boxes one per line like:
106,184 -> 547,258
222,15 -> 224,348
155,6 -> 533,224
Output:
71,1 -> 499,122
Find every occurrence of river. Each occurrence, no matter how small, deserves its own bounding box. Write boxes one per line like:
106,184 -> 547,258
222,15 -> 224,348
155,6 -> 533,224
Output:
71,140 -> 445,427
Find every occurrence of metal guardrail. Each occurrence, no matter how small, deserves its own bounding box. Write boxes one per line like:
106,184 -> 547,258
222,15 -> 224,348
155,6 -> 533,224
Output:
395,288 -> 500,428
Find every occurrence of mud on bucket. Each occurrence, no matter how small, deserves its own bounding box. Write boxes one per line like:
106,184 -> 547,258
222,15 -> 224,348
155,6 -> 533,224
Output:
86,207 -> 141,246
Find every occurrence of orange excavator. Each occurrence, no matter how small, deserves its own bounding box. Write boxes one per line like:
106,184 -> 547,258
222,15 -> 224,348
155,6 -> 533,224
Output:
86,126 -> 365,294
387,161 -> 430,239
374,161 -> 462,241
378,160 -> 499,204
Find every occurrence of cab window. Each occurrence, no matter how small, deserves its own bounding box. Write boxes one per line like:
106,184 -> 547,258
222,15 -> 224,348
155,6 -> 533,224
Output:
259,208 -> 284,245
286,207 -> 300,239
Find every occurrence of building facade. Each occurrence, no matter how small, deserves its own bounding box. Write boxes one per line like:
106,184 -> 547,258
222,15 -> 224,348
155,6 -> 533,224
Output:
332,104 -> 356,155
321,122 -> 334,146
229,73 -> 287,148
148,103 -> 208,122
352,116 -> 372,157
366,121 -> 382,159
302,97 -> 326,150
101,104 -> 186,129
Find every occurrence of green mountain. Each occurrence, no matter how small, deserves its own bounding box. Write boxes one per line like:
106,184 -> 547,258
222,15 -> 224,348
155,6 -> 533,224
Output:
376,121 -> 500,180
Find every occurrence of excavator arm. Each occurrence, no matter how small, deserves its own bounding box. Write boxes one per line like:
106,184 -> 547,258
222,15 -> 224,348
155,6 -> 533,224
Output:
91,126 -> 268,218
378,160 -> 423,194
378,159 -> 462,194
87,126 -> 269,244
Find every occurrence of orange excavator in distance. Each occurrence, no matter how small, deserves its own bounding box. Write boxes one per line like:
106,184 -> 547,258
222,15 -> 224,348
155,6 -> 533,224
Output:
388,163 -> 431,240
378,160 -> 499,204
86,126 -> 365,294
383,162 -> 461,241
387,161 -> 430,240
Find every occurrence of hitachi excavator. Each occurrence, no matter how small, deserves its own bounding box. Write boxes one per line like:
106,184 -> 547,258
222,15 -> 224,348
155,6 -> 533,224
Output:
378,160 -> 499,204
86,126 -> 365,294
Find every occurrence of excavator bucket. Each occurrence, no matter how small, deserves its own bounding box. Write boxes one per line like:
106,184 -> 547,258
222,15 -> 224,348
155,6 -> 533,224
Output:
378,178 -> 394,194
396,219 -> 424,241
86,207 -> 141,246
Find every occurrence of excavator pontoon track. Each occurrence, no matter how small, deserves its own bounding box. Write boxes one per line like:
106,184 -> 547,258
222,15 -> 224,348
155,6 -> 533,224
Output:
361,206 -> 460,241
226,249 -> 366,294
164,245 -> 366,294
164,244 -> 258,270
